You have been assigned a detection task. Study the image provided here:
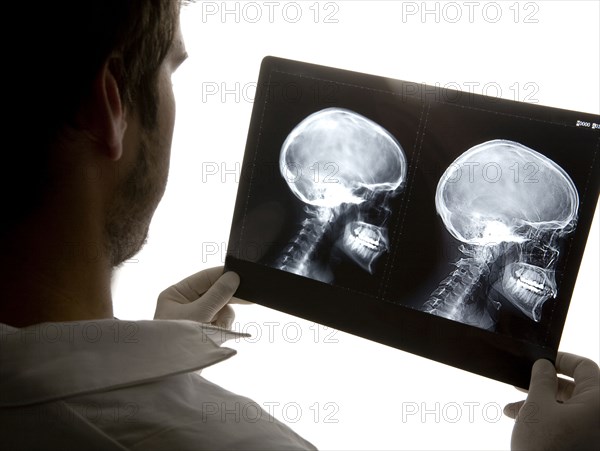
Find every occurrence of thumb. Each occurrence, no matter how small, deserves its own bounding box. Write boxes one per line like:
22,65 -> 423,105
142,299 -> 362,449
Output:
212,304 -> 236,329
526,358 -> 558,404
503,400 -> 525,419
188,271 -> 240,322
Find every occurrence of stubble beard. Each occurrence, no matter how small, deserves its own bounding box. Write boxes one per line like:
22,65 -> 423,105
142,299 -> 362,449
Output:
104,130 -> 169,268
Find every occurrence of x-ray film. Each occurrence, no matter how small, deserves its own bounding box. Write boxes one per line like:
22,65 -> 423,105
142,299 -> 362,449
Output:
225,56 -> 600,388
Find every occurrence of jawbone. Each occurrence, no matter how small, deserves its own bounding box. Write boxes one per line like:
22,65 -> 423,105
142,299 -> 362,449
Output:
340,221 -> 388,274
500,262 -> 557,322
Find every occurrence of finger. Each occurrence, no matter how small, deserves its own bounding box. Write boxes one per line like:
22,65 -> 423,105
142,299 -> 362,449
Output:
556,376 -> 575,402
503,400 -> 525,419
163,266 -> 224,304
211,305 -> 236,329
229,296 -> 253,305
526,358 -> 557,404
513,377 -> 574,402
556,352 -> 600,393
188,271 -> 240,320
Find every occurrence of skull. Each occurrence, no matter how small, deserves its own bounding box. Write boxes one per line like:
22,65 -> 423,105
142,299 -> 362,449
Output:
280,107 -> 407,273
436,139 -> 579,321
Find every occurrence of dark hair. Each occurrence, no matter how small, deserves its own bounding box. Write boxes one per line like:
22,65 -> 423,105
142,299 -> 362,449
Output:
3,1 -> 180,234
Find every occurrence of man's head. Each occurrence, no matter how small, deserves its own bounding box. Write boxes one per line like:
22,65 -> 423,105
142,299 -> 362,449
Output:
4,1 -> 187,266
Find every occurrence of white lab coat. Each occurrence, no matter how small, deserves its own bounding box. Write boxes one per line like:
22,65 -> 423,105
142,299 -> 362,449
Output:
0,319 -> 316,450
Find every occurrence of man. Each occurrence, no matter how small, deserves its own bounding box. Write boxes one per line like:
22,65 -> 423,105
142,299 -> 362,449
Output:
1,1 -> 314,449
0,1 -> 597,450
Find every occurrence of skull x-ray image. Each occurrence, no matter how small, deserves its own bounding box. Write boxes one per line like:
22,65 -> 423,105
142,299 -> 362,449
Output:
226,57 -> 600,387
422,139 -> 579,330
273,108 -> 407,283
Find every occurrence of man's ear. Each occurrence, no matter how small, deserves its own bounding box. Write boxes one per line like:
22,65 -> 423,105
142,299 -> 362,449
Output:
82,58 -> 128,161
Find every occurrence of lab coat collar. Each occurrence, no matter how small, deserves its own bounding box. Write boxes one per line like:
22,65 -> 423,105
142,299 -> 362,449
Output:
0,319 -> 245,408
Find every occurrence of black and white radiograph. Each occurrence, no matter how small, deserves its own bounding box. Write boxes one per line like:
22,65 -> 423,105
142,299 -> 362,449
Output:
274,107 -> 407,283
226,58 -> 600,387
422,139 -> 579,330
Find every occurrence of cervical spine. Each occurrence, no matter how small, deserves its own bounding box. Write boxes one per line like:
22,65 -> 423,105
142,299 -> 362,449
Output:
422,246 -> 497,329
276,207 -> 331,278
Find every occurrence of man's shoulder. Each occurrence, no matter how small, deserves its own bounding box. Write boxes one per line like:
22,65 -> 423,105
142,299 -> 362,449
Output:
0,319 -> 235,407
0,319 -> 316,450
1,368 -> 315,450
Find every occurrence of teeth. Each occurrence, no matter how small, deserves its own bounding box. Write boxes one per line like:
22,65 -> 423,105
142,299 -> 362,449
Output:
515,268 -> 545,293
352,226 -> 381,250
340,221 -> 388,274
345,230 -> 376,260
500,263 -> 557,322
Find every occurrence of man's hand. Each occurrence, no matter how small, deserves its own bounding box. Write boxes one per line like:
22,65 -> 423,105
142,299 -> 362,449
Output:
154,266 -> 243,328
504,352 -> 600,450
